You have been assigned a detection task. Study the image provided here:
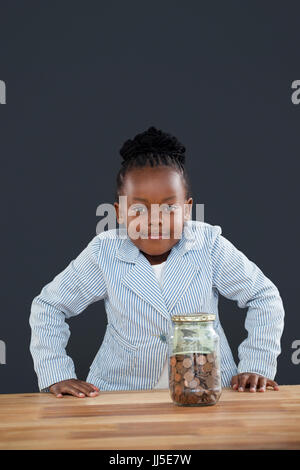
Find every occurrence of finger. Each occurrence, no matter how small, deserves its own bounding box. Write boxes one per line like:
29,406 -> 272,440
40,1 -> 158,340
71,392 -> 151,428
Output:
61,386 -> 87,398
85,382 -> 100,392
238,374 -> 249,391
231,376 -> 238,390
50,386 -> 67,398
74,385 -> 94,397
49,386 -> 62,397
258,376 -> 267,392
249,375 -> 259,392
266,379 -> 280,391
50,382 -> 72,395
77,383 -> 99,397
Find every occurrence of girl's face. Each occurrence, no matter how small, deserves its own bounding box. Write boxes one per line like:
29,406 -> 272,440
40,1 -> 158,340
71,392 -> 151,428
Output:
114,166 -> 193,263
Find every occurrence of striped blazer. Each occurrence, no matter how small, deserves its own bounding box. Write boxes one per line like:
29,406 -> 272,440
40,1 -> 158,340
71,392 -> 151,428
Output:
29,220 -> 285,392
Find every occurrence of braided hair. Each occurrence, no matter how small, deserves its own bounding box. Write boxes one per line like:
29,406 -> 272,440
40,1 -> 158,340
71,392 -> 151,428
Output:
115,126 -> 192,201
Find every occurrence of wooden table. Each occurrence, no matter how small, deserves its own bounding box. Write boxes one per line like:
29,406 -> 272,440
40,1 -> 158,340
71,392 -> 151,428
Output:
0,385 -> 299,450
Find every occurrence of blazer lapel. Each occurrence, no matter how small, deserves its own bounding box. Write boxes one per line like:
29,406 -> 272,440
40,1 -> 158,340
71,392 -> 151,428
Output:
115,221 -> 203,320
161,246 -> 200,313
121,251 -> 170,321
161,221 -> 203,313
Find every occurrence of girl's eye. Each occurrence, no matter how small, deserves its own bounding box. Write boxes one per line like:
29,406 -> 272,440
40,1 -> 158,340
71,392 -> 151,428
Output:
129,205 -> 147,215
129,204 -> 179,216
161,204 -> 180,213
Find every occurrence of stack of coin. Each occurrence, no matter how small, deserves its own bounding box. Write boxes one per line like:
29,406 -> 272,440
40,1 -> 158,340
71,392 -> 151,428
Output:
169,352 -> 221,406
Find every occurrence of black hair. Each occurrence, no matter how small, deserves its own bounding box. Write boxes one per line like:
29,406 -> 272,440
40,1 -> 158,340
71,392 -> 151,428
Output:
115,126 -> 192,201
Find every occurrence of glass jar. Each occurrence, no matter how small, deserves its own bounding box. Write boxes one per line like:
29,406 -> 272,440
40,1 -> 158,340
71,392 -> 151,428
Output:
167,313 -> 222,406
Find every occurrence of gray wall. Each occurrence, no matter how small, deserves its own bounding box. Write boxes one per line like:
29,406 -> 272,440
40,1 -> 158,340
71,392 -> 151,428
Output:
0,1 -> 299,392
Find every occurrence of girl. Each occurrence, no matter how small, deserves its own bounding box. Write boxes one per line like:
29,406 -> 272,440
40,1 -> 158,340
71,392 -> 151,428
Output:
29,126 -> 284,398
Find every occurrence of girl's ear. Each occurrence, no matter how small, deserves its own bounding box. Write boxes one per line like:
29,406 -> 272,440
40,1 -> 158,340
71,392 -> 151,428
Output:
184,198 -> 193,220
114,202 -> 123,224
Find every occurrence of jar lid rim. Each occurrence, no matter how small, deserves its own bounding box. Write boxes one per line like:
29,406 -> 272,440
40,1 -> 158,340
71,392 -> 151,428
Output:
171,313 -> 216,322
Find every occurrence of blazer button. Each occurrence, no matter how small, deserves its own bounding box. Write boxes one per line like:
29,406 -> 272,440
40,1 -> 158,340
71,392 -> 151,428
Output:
160,334 -> 167,343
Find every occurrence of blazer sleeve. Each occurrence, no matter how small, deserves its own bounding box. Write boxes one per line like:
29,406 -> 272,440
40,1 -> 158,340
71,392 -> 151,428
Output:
29,235 -> 107,392
210,225 -> 285,380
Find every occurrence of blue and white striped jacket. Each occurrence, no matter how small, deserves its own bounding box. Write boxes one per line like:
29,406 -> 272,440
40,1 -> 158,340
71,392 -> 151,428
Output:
29,220 -> 285,392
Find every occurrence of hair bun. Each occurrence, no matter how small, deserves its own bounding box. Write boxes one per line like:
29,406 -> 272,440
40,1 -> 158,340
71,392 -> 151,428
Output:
119,126 -> 186,164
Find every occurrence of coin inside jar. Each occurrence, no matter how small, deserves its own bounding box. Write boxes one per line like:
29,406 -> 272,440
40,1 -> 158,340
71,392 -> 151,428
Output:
183,370 -> 194,381
207,353 -> 215,363
169,353 -> 221,406
182,358 -> 193,368
196,354 -> 206,365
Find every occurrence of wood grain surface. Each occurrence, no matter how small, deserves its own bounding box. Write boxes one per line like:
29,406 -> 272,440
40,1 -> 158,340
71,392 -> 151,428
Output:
0,385 -> 299,450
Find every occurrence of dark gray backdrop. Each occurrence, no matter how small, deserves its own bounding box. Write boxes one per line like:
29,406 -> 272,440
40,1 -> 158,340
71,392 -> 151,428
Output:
0,1 -> 299,393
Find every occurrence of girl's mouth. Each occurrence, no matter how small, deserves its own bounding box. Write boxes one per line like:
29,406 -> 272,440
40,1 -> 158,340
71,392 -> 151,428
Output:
141,233 -> 169,240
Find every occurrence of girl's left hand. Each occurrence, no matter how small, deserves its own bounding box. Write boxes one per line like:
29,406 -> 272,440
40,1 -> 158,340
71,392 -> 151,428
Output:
230,373 -> 280,392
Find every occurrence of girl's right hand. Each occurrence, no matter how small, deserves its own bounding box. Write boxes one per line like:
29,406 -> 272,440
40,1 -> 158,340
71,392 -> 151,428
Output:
49,379 -> 100,398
